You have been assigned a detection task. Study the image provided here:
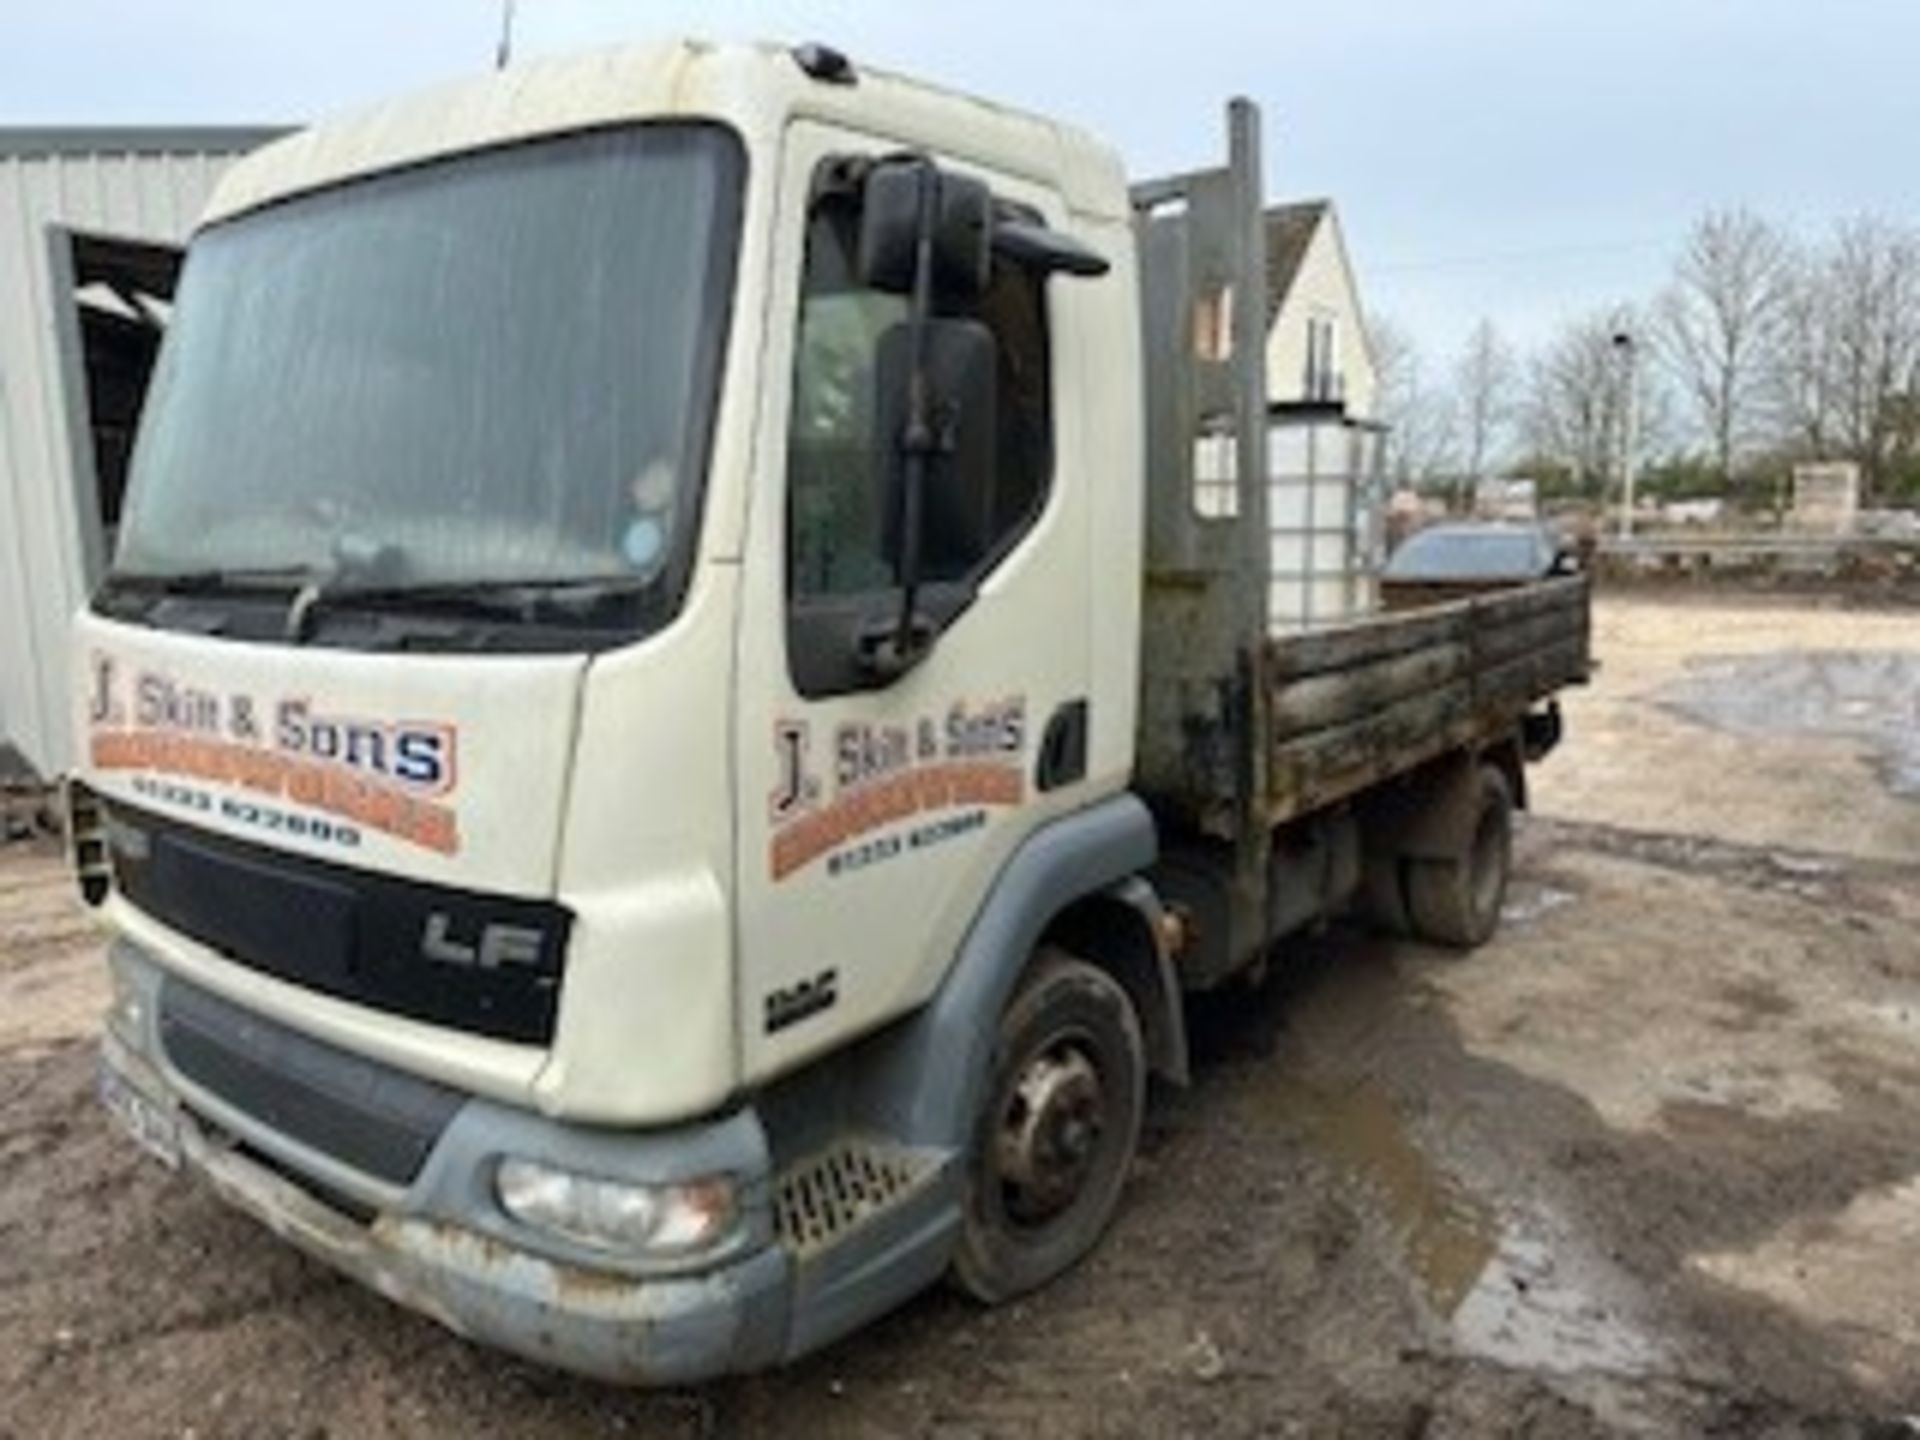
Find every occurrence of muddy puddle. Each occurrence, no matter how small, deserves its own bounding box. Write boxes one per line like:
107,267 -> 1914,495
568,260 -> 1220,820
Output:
1269,1073 -> 1664,1377
1501,880 -> 1578,927
1655,650 -> 1920,797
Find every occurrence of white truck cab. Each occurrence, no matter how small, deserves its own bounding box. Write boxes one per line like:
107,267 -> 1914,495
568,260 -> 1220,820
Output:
73,39 -> 1587,1383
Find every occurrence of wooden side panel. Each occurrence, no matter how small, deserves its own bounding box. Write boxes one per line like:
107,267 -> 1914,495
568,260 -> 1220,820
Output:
1259,576 -> 1590,825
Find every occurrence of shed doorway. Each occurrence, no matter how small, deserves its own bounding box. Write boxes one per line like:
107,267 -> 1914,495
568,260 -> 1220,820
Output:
49,227 -> 182,579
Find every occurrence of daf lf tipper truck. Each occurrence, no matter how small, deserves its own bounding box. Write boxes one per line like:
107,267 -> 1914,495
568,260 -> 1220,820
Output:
70,40 -> 1589,1384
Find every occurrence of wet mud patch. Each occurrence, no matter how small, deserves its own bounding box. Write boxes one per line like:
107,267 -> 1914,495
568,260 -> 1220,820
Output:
1715,978 -> 1799,1025
1343,975 -> 1920,1412
1692,1175 -> 1920,1397
1394,838 -> 1920,1411
1186,914 -> 1911,1411
1253,1067 -> 1669,1384
1655,650 -> 1920,799
1526,814 -> 1920,923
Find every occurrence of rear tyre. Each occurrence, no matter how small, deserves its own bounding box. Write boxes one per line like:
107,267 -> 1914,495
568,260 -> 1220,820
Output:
952,949 -> 1146,1304
1406,766 -> 1513,948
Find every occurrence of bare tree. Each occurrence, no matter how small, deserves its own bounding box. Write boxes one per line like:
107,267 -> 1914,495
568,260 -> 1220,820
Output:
1654,209 -> 1792,485
1368,315 -> 1458,493
1819,216 -> 1920,499
1524,306 -> 1672,499
1453,318 -> 1515,490
1523,314 -> 1619,493
1763,245 -> 1840,456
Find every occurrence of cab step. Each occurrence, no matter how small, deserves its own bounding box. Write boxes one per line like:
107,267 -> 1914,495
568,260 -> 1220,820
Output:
773,1138 -> 943,1259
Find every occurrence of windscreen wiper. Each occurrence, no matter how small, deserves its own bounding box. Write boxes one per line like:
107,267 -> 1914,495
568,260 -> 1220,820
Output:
285,574 -> 655,641
106,563 -> 318,596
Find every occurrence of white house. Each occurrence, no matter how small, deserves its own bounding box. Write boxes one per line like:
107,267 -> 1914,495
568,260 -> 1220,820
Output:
1262,200 -> 1376,419
1259,200 -> 1384,628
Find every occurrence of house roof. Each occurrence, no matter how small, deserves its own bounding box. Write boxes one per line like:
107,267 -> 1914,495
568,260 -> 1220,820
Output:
1263,199 -> 1330,325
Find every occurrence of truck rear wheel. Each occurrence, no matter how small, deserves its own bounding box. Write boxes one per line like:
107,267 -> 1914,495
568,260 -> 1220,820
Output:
1406,765 -> 1512,948
952,949 -> 1145,1304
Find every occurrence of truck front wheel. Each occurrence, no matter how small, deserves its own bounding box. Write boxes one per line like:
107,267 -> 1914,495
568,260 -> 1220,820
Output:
1406,765 -> 1513,948
952,949 -> 1146,1303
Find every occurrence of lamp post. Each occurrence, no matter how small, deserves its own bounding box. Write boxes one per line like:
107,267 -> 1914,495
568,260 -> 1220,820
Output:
1612,330 -> 1639,539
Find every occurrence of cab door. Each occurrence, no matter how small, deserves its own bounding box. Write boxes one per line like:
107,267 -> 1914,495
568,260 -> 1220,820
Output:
733,120 -> 1094,1083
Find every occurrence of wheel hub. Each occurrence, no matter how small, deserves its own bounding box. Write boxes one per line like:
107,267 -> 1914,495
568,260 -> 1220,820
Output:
995,1043 -> 1104,1225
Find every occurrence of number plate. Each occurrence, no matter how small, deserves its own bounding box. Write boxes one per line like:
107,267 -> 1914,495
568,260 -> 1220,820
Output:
98,1064 -> 181,1170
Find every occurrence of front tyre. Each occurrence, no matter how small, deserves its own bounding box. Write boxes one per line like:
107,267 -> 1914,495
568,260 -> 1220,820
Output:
952,949 -> 1146,1303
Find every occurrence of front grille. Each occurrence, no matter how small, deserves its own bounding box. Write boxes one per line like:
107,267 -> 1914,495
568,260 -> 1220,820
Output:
773,1139 -> 936,1258
186,1106 -> 379,1226
159,975 -> 464,1187
105,799 -> 570,1045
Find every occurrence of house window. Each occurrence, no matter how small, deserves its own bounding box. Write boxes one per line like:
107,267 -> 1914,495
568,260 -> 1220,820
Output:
1304,313 -> 1341,403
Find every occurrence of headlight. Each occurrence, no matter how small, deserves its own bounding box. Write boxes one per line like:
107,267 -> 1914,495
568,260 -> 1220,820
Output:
493,1157 -> 738,1257
107,962 -> 146,1041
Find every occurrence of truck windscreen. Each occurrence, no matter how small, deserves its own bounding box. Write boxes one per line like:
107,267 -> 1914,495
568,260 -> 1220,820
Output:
109,123 -> 743,643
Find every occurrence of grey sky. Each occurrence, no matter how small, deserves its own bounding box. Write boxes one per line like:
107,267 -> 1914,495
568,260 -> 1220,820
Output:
8,2 -> 1917,367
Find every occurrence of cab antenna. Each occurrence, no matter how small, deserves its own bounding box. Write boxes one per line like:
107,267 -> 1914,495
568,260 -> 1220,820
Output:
495,0 -> 517,70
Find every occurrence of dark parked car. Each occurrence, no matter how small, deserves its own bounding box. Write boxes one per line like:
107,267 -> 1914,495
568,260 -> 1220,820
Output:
1381,522 -> 1576,608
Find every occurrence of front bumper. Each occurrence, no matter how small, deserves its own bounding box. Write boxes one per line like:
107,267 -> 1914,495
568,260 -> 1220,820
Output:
101,940 -> 792,1385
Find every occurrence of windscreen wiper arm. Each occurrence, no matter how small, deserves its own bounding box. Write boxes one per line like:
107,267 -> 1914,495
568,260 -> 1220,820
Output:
285,574 -> 654,640
106,563 -> 317,596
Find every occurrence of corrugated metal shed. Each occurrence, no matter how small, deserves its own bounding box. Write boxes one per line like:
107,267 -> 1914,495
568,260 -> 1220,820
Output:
0,126 -> 284,780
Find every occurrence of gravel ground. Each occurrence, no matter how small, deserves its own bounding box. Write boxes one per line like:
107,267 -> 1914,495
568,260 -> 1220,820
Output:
2,590 -> 1918,1438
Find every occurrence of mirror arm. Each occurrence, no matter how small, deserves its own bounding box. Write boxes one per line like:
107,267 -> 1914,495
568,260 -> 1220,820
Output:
897,161 -> 937,659
862,160 -> 943,679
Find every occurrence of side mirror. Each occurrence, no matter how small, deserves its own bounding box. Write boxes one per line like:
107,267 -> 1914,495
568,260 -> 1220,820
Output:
874,318 -> 998,578
857,159 -> 992,303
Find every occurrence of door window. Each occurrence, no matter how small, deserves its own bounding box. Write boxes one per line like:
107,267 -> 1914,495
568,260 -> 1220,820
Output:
785,171 -> 1055,694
